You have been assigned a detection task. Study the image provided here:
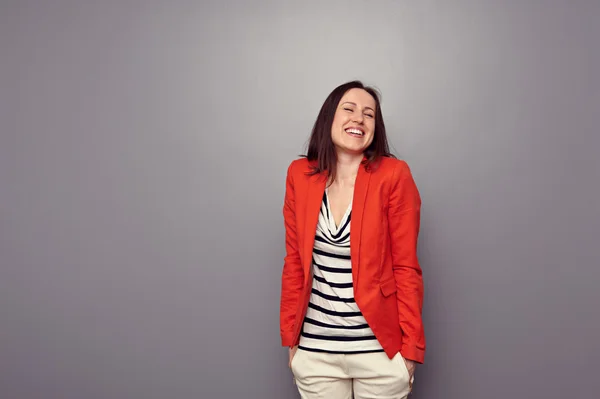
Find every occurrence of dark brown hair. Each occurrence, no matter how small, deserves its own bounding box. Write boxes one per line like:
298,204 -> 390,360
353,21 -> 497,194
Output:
303,80 -> 395,183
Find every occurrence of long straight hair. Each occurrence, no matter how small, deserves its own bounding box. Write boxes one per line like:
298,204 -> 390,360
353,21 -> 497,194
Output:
303,80 -> 394,184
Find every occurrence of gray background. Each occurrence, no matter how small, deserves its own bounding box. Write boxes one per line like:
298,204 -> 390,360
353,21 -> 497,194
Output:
1,1 -> 599,398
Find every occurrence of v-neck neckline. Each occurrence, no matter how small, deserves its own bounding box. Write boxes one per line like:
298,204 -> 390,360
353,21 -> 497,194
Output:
325,188 -> 352,232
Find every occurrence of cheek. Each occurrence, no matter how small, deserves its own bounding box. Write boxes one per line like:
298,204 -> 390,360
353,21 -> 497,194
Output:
332,117 -> 347,135
331,120 -> 344,143
369,122 -> 376,139
330,122 -> 340,138
366,130 -> 375,145
332,118 -> 342,131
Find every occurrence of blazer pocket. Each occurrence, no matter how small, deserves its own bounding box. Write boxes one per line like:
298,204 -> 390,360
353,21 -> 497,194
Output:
380,277 -> 397,297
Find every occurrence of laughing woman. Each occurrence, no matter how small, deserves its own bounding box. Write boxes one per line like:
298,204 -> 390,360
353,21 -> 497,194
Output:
279,81 -> 426,399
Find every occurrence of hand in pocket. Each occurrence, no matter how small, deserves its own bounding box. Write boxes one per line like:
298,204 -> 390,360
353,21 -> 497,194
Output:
288,346 -> 298,368
403,358 -> 416,379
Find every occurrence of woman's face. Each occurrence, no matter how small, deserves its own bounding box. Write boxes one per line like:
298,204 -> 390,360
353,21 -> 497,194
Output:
330,88 -> 376,156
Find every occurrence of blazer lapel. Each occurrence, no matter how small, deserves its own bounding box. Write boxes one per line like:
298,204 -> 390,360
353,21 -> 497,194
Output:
303,172 -> 326,279
350,163 -> 371,286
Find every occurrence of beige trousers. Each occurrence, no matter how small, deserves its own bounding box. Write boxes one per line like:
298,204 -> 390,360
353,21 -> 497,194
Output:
290,349 -> 413,399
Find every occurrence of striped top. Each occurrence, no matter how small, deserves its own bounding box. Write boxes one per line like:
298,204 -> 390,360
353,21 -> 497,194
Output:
298,189 -> 384,354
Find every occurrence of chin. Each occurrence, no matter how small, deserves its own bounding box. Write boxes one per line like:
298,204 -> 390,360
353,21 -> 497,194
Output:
339,147 -> 366,156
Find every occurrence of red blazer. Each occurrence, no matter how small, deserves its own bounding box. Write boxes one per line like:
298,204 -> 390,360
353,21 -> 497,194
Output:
279,156 -> 426,363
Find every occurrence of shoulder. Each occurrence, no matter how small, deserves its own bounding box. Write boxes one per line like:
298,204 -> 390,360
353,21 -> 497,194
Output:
372,156 -> 414,180
286,157 -> 313,178
374,157 -> 420,201
287,157 -> 309,170
374,158 -> 421,207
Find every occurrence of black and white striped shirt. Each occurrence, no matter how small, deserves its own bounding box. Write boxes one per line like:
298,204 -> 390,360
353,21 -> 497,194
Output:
298,190 -> 384,354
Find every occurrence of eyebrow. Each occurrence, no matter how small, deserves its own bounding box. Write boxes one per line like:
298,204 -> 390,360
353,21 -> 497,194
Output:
341,102 -> 375,112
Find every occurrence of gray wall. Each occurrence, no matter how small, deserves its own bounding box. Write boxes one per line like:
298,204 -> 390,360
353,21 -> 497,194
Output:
1,1 -> 599,398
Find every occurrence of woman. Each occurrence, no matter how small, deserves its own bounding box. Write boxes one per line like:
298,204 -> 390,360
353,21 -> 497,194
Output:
279,81 -> 426,399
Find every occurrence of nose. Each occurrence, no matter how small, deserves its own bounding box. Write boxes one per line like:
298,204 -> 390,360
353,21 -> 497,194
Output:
353,111 -> 364,124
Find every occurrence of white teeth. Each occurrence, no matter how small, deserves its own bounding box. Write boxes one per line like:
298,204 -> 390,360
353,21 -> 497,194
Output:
346,128 -> 363,136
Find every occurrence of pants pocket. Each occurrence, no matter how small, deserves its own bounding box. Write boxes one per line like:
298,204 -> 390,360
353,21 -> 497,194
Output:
290,348 -> 301,375
393,352 -> 412,383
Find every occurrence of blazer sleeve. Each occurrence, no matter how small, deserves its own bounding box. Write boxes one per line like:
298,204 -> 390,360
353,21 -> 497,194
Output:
388,161 -> 426,363
280,161 -> 304,346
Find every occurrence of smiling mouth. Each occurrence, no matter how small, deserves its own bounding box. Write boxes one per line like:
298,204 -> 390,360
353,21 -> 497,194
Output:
345,128 -> 364,137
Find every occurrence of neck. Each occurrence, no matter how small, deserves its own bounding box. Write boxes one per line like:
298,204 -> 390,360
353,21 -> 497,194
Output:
331,152 -> 363,186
